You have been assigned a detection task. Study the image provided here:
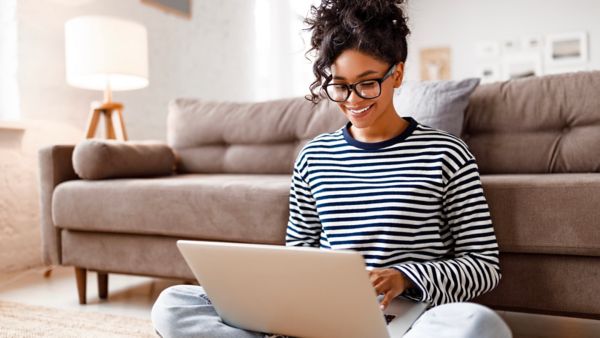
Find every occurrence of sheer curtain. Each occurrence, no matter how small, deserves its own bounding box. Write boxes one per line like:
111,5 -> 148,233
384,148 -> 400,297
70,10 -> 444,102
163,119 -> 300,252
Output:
0,0 -> 19,121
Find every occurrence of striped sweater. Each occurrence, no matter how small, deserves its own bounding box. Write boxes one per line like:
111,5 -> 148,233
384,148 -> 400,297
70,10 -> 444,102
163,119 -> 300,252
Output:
285,117 -> 501,306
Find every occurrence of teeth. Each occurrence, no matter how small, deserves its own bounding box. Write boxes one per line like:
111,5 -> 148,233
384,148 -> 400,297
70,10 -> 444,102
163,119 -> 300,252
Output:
349,105 -> 372,114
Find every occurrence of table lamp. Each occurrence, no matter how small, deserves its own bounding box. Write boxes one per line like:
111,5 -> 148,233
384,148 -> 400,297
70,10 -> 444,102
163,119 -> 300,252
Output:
65,16 -> 149,140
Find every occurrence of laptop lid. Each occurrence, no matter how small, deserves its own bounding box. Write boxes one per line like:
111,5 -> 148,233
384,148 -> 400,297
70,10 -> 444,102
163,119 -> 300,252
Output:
177,240 -> 421,338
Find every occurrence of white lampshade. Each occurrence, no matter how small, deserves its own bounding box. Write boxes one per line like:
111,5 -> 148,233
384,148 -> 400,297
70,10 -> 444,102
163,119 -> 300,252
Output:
65,15 -> 149,91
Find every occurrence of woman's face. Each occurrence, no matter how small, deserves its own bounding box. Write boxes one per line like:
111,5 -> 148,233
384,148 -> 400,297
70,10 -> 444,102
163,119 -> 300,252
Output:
329,49 -> 404,130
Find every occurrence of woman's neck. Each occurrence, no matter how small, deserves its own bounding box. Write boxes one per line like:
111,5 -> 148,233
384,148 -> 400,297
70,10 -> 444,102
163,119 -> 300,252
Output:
349,110 -> 408,143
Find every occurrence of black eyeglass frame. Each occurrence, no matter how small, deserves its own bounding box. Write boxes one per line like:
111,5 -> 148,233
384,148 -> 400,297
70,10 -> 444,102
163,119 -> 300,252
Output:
323,64 -> 397,102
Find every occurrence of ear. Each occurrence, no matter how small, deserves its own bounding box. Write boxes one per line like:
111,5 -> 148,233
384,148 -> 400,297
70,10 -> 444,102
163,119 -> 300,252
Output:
393,63 -> 405,88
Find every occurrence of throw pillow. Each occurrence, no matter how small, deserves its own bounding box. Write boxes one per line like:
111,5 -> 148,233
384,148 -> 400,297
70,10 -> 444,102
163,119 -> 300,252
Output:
393,78 -> 481,137
73,139 -> 177,180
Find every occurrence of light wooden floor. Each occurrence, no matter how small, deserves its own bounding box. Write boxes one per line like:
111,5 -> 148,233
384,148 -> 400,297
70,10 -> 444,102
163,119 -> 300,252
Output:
1,266 -> 599,338
0,266 -> 180,320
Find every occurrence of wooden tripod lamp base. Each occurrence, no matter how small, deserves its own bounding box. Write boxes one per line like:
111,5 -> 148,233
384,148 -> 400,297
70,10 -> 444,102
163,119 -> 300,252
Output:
85,101 -> 128,141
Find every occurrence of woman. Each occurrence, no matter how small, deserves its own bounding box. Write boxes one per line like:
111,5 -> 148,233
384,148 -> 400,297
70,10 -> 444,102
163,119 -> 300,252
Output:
151,1 -> 511,337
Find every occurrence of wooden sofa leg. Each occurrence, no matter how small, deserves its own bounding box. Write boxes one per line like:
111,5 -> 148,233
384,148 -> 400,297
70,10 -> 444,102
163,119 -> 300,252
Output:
98,272 -> 108,300
74,267 -> 87,305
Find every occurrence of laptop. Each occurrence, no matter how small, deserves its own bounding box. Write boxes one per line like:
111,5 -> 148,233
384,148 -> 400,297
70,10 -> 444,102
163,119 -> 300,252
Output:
177,240 -> 428,338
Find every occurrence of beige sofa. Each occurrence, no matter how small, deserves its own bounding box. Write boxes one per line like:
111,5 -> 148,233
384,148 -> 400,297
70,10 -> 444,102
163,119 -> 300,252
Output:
39,71 -> 600,318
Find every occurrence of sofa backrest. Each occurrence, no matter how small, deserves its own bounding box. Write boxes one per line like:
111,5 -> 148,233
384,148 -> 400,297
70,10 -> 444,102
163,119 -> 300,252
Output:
167,97 -> 346,174
463,71 -> 600,174
169,71 -> 600,175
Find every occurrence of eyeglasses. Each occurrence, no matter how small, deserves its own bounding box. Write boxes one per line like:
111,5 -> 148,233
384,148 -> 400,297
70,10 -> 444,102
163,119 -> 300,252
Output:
323,64 -> 396,102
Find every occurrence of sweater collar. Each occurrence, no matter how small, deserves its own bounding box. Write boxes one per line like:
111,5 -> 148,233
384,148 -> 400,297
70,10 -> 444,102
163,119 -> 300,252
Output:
342,116 -> 418,150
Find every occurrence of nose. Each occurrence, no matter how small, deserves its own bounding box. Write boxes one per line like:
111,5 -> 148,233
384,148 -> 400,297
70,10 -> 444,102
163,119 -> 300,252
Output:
346,88 -> 363,105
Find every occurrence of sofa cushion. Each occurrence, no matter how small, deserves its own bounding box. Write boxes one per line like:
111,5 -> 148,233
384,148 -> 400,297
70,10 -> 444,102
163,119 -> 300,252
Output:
52,174 -> 291,244
482,173 -> 600,256
167,97 -> 346,174
53,172 -> 600,257
72,139 -> 176,180
463,71 -> 600,174
393,78 -> 480,137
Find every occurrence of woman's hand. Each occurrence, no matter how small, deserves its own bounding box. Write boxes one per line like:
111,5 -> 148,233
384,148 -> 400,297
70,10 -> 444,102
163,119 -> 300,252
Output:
368,268 -> 413,311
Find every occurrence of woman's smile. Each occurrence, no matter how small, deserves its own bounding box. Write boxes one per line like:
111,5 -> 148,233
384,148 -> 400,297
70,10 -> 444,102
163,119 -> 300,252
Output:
346,103 -> 374,118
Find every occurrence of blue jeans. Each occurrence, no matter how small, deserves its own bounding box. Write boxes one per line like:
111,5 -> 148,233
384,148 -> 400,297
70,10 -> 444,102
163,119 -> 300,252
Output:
151,285 -> 512,338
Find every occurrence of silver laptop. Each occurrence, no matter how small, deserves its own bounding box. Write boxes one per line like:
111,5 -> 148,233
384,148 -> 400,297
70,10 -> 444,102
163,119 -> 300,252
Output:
177,240 -> 428,338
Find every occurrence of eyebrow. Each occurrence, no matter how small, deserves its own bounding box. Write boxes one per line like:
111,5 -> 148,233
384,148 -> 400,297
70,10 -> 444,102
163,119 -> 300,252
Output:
332,69 -> 379,81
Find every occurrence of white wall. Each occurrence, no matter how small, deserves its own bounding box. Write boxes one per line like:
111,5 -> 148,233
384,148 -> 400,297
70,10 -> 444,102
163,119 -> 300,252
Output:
17,0 -> 257,141
0,0 -> 19,121
0,0 -> 258,274
405,0 -> 600,81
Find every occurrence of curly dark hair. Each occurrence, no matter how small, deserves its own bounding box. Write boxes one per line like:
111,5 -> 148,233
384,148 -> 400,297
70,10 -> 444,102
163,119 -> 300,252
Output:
304,0 -> 410,103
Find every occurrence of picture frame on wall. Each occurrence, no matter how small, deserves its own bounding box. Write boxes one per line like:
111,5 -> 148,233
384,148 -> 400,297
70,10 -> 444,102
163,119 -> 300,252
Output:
476,41 -> 500,58
502,52 -> 543,81
419,47 -> 452,81
501,38 -> 521,54
521,35 -> 543,51
477,63 -> 501,84
545,31 -> 588,67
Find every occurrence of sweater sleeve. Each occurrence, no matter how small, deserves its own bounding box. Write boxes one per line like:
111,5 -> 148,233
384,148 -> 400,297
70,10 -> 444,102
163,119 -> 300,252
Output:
285,168 -> 322,248
393,158 -> 502,306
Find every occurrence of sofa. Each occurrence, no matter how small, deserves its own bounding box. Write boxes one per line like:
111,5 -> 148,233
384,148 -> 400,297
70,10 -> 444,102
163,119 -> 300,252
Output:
38,71 -> 600,319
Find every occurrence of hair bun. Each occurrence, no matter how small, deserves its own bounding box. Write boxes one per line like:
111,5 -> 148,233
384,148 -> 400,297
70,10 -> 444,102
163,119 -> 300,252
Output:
304,0 -> 410,103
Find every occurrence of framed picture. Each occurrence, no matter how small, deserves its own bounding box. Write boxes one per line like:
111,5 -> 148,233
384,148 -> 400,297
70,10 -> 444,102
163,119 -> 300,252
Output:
502,52 -> 543,80
476,41 -> 500,58
521,35 -> 543,51
141,0 -> 192,19
545,32 -> 588,67
501,38 -> 521,54
419,47 -> 451,81
477,63 -> 501,84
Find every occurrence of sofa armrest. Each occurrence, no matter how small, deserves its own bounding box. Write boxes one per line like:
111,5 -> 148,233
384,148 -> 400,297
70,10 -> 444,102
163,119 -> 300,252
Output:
38,145 -> 79,265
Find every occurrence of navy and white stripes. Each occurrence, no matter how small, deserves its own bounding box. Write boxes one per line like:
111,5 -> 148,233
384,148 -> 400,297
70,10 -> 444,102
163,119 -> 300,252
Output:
285,117 -> 501,306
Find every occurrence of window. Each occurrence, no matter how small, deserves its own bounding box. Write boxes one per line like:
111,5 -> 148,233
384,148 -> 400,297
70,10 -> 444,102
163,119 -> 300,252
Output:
253,0 -> 317,102
0,0 -> 19,121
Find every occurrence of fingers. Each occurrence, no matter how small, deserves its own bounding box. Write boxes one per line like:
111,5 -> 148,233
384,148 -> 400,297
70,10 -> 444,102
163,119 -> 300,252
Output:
369,268 -> 403,310
368,269 -> 384,285
372,269 -> 405,310
370,275 -> 383,287
370,269 -> 393,295
380,290 -> 394,310
373,280 -> 387,295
